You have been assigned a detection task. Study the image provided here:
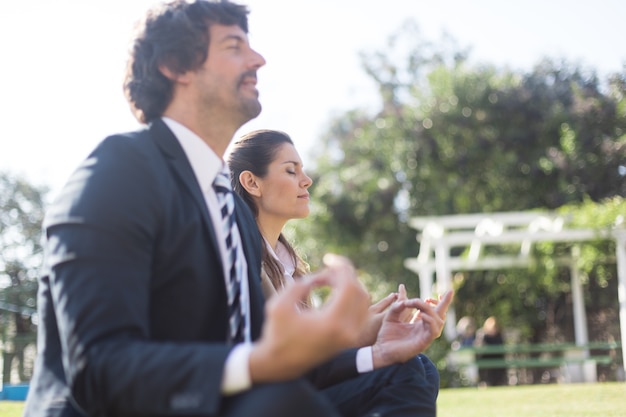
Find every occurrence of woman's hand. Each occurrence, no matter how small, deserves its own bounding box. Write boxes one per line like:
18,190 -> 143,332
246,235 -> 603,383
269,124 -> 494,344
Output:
356,291 -> 398,346
371,290 -> 454,369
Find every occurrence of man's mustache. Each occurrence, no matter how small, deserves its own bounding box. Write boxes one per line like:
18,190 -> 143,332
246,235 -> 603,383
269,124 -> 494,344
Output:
239,70 -> 258,85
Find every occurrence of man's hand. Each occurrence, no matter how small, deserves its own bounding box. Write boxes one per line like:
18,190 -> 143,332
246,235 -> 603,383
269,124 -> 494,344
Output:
371,290 -> 454,369
249,254 -> 370,383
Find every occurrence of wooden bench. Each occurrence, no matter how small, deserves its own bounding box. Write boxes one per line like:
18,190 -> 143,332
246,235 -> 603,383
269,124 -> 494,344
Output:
448,341 -> 622,384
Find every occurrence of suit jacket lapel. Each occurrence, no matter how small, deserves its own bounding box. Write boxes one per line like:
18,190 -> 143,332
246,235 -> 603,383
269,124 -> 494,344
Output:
149,119 -> 265,338
149,119 -> 222,266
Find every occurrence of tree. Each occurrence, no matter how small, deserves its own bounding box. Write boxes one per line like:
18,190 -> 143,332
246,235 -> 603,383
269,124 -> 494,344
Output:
299,20 -> 624,284
291,22 -> 626,381
0,171 -> 47,383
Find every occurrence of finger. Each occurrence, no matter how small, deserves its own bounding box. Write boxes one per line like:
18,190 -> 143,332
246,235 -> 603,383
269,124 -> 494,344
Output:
425,297 -> 438,306
434,289 -> 455,316
409,293 -> 452,322
408,300 -> 446,325
322,253 -> 354,269
302,271 -> 332,288
303,256 -> 355,289
312,254 -> 358,288
370,293 -> 398,313
416,312 -> 446,337
386,298 -> 417,321
269,278 -> 316,312
401,298 -> 435,313
396,284 -> 418,322
398,284 -> 408,301
313,259 -> 369,317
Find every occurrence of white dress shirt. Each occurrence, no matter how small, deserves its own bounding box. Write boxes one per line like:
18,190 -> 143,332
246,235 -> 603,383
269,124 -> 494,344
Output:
162,117 -> 253,394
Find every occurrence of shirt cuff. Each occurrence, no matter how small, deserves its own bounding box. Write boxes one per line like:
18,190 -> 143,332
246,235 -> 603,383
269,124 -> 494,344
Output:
356,346 -> 374,373
221,343 -> 253,395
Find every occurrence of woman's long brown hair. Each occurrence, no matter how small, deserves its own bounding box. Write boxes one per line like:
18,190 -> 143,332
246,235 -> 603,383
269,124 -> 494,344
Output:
227,129 -> 309,292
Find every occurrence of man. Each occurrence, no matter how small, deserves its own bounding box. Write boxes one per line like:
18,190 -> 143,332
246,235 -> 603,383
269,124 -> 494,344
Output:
24,1 -> 452,416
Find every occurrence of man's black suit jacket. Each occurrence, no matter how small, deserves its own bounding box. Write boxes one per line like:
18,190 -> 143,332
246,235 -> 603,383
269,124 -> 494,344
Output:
24,120 -> 358,417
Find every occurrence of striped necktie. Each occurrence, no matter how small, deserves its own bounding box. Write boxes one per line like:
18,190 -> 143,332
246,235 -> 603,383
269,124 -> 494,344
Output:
213,168 -> 246,343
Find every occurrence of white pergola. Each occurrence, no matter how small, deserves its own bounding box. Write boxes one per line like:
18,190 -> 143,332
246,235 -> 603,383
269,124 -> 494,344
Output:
403,211 -> 626,376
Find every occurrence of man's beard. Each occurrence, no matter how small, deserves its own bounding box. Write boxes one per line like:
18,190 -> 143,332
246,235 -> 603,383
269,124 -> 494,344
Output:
240,95 -> 262,121
237,70 -> 262,122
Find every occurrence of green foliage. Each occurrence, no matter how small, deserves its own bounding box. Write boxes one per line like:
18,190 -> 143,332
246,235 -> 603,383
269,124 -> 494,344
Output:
0,171 -> 47,383
449,197 -> 625,348
292,22 -> 626,357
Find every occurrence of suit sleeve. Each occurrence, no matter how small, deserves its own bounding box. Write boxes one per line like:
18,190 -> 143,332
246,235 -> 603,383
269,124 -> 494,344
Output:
305,348 -> 360,389
45,135 -> 231,415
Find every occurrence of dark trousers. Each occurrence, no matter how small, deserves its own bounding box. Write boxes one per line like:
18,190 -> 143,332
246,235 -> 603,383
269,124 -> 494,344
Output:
321,354 -> 439,417
221,380 -> 341,417
221,354 -> 439,417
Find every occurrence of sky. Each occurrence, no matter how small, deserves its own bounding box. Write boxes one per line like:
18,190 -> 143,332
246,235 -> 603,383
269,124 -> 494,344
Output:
1,0 -> 625,199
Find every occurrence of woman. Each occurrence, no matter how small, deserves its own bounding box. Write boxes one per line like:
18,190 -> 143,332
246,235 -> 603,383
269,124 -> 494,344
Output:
227,128 -> 315,305
475,316 -> 507,386
228,129 -> 431,329
228,129 -> 402,311
228,129 -> 441,400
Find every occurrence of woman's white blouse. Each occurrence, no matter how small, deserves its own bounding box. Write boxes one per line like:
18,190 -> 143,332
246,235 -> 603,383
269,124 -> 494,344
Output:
264,238 -> 297,284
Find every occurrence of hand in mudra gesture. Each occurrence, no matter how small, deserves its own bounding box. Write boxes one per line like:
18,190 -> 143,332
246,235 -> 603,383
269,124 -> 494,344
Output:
372,290 -> 454,368
250,254 -> 371,382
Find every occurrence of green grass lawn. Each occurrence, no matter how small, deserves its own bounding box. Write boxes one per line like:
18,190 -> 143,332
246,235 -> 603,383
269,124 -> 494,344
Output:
0,401 -> 23,417
2,382 -> 625,416
437,382 -> 626,417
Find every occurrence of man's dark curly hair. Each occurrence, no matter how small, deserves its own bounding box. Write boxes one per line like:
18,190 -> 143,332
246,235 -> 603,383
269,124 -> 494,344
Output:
123,0 -> 249,123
